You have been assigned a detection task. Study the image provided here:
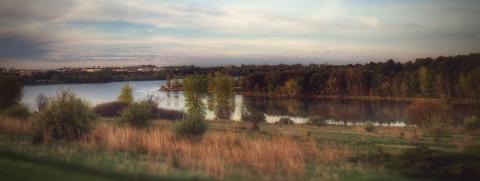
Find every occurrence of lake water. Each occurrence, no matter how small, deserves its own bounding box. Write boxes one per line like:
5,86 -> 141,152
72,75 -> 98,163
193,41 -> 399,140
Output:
21,80 -> 479,126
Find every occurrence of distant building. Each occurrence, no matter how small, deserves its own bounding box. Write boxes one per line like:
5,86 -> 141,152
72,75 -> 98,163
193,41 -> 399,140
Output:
17,70 -> 44,76
82,67 -> 102,72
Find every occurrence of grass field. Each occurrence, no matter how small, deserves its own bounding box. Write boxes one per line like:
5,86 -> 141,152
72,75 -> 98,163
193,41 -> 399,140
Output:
0,117 -> 479,181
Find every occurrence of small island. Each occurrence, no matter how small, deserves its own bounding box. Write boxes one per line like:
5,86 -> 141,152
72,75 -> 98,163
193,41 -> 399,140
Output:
159,75 -> 183,91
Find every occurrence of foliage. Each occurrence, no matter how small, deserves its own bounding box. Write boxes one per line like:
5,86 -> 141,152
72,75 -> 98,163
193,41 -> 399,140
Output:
0,75 -> 23,109
117,83 -> 133,104
406,101 -> 453,137
183,75 -> 208,118
36,94 -> 48,112
174,115 -> 208,138
94,101 -> 128,117
33,90 -> 96,142
212,72 -> 235,120
152,108 -> 185,120
418,66 -> 432,97
307,117 -> 327,126
406,101 -> 452,127
241,104 -> 266,130
464,116 -> 480,130
282,79 -> 300,96
364,123 -> 376,133
176,75 -> 208,137
1,103 -> 30,119
120,101 -> 153,128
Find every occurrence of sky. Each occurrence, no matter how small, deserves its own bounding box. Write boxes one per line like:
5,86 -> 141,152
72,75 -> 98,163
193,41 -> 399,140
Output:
0,0 -> 479,69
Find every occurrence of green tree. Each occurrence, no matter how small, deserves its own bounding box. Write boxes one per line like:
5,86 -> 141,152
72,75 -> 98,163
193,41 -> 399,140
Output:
0,75 -> 23,108
213,72 -> 235,120
418,66 -> 433,97
117,83 -> 133,104
175,75 -> 208,138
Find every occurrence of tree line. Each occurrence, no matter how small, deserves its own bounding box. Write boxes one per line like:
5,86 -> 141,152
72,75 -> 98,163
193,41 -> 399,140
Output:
237,53 -> 480,102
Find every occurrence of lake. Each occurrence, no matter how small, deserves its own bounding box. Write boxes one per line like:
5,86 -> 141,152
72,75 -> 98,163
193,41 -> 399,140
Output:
21,80 -> 479,126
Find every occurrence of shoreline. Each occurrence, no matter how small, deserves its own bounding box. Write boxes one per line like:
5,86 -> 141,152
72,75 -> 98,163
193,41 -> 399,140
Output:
241,92 -> 477,104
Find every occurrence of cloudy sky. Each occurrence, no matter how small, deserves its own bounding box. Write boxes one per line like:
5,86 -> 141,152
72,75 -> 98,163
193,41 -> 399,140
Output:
0,0 -> 479,69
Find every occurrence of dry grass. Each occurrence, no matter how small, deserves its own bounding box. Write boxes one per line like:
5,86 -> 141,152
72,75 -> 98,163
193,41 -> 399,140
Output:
0,117 -> 32,134
79,122 -> 351,179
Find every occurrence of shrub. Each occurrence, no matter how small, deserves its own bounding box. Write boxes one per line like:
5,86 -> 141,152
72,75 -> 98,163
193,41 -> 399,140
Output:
36,94 -> 48,112
94,101 -> 128,117
174,115 -> 208,138
241,105 -> 266,131
1,103 -> 30,119
33,90 -> 96,142
152,108 -> 185,120
307,117 -> 327,126
464,116 -> 480,131
120,100 -> 153,128
406,101 -> 453,137
364,123 -> 376,133
406,101 -> 452,127
277,117 -> 294,125
117,83 -> 134,104
0,75 -> 23,109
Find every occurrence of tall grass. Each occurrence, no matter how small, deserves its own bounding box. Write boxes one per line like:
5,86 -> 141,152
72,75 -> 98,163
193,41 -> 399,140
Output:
0,117 -> 32,135
80,122 -> 349,178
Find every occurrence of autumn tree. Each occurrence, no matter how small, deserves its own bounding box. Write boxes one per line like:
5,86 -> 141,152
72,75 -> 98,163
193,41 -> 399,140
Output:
117,83 -> 133,104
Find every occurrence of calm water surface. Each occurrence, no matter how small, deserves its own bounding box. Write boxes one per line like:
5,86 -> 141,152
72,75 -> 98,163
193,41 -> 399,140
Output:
21,80 -> 479,126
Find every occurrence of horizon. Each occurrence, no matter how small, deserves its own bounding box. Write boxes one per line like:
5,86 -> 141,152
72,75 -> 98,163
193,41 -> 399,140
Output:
1,0 -> 480,69
2,52 -> 478,70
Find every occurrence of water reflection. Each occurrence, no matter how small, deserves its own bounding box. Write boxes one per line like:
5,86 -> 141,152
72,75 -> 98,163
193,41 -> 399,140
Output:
21,80 -> 479,126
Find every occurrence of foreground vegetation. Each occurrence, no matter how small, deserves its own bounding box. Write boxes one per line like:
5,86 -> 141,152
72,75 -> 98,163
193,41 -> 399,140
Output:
1,117 -> 479,180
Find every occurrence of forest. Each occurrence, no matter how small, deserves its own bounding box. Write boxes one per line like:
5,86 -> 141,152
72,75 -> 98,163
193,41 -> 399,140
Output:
172,53 -> 480,102
4,53 -> 480,102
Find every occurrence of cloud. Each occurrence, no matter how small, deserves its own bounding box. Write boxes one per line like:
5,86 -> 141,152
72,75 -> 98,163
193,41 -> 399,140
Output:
0,33 -> 52,58
0,0 -> 479,68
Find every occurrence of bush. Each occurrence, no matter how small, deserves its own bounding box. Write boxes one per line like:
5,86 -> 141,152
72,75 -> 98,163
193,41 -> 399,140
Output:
36,94 -> 48,112
120,100 -> 153,128
277,117 -> 294,125
406,101 -> 452,127
464,116 -> 480,130
152,108 -> 185,120
406,101 -> 453,138
307,117 -> 327,126
241,105 -> 266,131
174,115 -> 208,138
364,123 -> 376,133
94,101 -> 128,117
33,90 -> 96,142
0,75 -> 23,109
1,103 -> 30,119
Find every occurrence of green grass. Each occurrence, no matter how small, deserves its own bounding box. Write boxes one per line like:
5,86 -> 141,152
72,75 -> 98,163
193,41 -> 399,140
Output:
1,118 -> 480,180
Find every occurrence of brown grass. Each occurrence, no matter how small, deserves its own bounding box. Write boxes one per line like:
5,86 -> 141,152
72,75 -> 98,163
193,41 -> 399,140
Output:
0,117 -> 32,134
79,122 -> 351,179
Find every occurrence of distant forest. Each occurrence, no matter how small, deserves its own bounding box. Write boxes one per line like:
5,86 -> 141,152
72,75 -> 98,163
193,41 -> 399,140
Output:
5,53 -> 480,102
233,53 -> 480,102
178,53 -> 480,102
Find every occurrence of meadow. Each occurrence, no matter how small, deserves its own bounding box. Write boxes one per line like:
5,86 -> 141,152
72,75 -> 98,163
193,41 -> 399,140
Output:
1,116 -> 479,181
